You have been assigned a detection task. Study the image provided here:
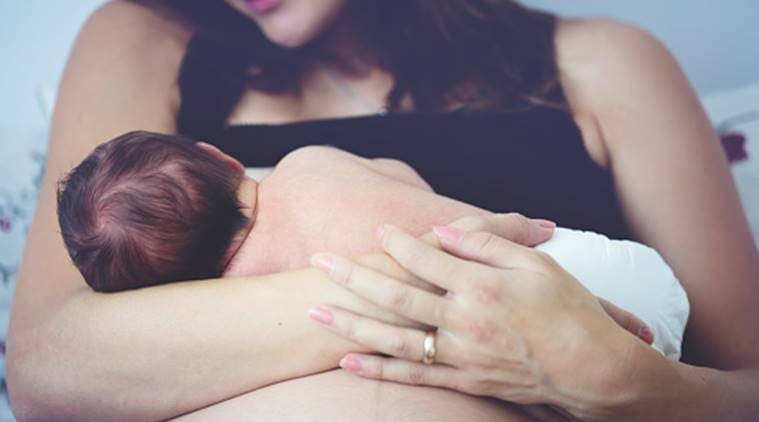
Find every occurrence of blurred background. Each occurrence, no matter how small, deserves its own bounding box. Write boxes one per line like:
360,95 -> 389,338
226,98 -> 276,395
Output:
0,1 -> 757,419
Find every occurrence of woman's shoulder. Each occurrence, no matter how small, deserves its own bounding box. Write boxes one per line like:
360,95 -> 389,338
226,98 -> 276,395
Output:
47,0 -> 197,170
58,0 -> 195,131
73,0 -> 192,89
555,17 -> 673,78
553,17 -> 688,166
85,0 -> 193,45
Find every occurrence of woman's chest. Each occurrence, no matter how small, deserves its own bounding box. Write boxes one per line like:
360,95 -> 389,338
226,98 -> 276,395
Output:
227,67 -> 393,126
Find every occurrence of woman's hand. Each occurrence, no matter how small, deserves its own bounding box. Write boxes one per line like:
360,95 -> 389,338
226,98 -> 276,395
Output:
334,214 -> 562,331
308,220 -> 656,419
358,214 -> 653,342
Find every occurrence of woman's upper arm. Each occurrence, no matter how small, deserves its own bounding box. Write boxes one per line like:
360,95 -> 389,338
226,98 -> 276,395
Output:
558,19 -> 759,368
10,0 -> 189,326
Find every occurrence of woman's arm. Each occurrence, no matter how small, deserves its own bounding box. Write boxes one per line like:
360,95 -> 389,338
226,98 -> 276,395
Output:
4,3 -> 390,420
557,18 -> 759,418
10,273 -> 374,421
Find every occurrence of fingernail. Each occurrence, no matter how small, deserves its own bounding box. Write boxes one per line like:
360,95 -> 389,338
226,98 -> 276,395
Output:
533,219 -> 557,229
433,225 -> 464,245
308,306 -> 334,326
376,224 -> 388,240
311,253 -> 336,275
637,325 -> 654,345
339,355 -> 362,372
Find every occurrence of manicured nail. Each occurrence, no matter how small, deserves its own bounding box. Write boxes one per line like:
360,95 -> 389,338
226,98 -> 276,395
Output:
311,253 -> 336,275
433,225 -> 464,245
376,224 -> 388,240
339,355 -> 362,372
637,325 -> 654,345
308,306 -> 334,326
533,219 -> 556,229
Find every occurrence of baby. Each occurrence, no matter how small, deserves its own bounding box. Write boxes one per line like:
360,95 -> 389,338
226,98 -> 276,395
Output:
57,132 -> 254,291
57,131 -> 689,359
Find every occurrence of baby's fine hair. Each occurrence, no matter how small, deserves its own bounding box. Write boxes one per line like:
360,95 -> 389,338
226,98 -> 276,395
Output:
57,131 -> 249,292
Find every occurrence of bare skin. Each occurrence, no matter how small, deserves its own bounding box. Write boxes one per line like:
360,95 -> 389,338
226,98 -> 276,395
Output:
225,146 -> 480,277
7,0 -> 759,420
178,370 -> 531,422
190,145 -> 666,421
200,147 -> 531,421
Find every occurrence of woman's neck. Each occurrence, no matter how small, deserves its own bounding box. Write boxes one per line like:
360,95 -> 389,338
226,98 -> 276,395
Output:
311,7 -> 383,76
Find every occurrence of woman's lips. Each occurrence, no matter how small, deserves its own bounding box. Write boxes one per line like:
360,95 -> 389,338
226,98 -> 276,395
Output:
246,0 -> 281,14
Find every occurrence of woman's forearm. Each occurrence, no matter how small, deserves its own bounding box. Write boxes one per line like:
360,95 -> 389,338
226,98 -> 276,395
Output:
642,361 -> 759,421
8,269 -> 366,421
677,365 -> 759,420
573,337 -> 759,421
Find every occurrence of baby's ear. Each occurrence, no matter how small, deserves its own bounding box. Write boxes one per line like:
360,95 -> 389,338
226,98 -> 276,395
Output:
196,142 -> 245,174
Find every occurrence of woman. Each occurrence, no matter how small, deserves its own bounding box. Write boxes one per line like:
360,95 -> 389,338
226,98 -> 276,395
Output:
7,0 -> 758,420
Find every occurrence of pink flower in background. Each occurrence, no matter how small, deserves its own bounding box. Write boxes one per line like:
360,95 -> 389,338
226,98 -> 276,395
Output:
720,132 -> 749,163
0,218 -> 11,233
717,111 -> 755,164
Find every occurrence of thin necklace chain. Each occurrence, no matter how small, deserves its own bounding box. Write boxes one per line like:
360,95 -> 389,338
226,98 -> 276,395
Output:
318,60 -> 388,116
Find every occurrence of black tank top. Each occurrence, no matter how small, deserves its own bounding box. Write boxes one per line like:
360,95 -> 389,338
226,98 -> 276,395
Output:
176,42 -> 632,239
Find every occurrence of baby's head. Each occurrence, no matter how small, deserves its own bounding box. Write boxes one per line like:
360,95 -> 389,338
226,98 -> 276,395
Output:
57,131 -> 255,292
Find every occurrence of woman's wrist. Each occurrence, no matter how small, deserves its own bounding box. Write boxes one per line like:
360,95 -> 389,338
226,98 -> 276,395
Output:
538,315 -> 677,420
555,324 -> 704,421
648,361 -> 759,421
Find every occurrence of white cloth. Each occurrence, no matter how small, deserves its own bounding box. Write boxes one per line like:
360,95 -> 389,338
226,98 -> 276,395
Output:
536,228 -> 689,361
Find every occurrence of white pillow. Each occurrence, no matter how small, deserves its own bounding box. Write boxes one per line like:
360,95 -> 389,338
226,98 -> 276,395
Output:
537,228 -> 689,361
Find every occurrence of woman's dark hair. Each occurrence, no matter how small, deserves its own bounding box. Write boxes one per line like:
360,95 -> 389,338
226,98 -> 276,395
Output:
57,131 -> 249,292
155,0 -> 560,138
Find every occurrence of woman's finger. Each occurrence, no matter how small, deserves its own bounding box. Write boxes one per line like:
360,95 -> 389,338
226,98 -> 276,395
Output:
309,305 -> 458,363
598,298 -> 654,345
311,253 -> 454,328
448,213 -> 556,247
377,224 -> 492,293
338,353 -> 465,391
434,226 -> 543,271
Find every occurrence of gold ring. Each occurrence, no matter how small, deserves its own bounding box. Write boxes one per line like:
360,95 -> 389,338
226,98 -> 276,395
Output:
422,330 -> 437,365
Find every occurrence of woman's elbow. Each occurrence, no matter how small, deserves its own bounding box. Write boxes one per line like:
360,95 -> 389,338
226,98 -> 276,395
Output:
5,296 -> 86,421
6,330 -> 57,421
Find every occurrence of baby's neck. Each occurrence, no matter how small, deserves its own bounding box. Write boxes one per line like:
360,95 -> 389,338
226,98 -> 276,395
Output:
223,177 -> 292,276
238,177 -> 259,219
220,177 -> 261,272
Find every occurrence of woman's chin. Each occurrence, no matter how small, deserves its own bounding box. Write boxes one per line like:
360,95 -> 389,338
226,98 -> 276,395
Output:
261,25 -> 314,49
269,36 -> 307,49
